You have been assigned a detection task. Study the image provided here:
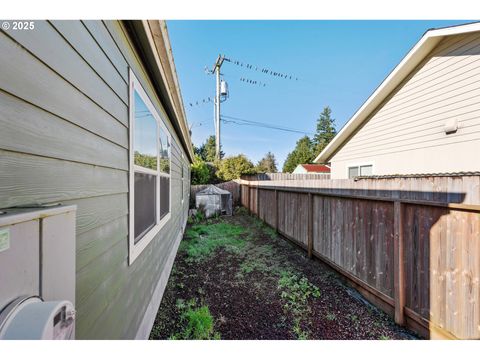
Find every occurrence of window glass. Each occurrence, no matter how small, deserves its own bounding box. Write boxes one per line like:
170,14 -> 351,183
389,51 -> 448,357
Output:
181,165 -> 184,201
348,166 -> 359,179
159,127 -> 170,174
360,165 -> 373,176
134,172 -> 157,242
129,71 -> 173,264
134,91 -> 157,170
160,177 -> 170,220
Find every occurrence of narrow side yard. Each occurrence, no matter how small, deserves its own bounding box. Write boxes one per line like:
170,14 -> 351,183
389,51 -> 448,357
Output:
150,208 -> 417,340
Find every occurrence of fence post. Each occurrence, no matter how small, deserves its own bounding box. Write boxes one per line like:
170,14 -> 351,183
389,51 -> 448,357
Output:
307,192 -> 313,258
394,200 -> 405,326
247,185 -> 251,214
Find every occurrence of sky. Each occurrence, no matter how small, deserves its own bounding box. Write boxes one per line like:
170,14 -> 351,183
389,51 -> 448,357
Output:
167,20 -> 469,169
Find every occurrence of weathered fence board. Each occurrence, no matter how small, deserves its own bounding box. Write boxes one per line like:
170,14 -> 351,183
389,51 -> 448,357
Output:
241,174 -> 480,340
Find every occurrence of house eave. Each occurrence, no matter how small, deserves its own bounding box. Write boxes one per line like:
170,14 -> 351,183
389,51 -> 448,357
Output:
124,20 -> 195,163
314,21 -> 480,164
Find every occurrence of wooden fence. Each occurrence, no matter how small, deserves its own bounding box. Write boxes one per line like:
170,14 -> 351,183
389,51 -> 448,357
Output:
241,173 -> 330,181
239,175 -> 480,339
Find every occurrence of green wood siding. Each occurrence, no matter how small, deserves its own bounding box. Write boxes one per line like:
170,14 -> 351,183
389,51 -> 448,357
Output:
0,20 -> 191,339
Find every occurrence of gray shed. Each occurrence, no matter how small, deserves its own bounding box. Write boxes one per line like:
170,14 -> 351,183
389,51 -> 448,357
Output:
195,185 -> 233,218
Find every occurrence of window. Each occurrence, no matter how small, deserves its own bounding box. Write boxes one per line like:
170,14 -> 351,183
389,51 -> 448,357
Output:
348,166 -> 359,179
129,70 -> 171,264
181,159 -> 185,203
348,164 -> 373,179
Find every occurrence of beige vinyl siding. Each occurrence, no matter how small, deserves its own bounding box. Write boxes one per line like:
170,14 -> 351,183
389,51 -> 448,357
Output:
330,31 -> 480,178
0,20 -> 191,339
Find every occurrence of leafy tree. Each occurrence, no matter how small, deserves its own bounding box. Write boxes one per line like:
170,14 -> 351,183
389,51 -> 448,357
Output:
216,154 -> 256,181
256,151 -> 278,173
196,135 -> 224,162
134,151 -> 157,170
282,136 -> 315,173
313,106 -> 337,155
191,155 -> 211,185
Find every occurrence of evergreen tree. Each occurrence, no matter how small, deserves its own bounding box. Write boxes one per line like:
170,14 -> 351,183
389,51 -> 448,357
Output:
282,136 -> 315,173
256,151 -> 278,173
313,106 -> 337,155
196,135 -> 224,162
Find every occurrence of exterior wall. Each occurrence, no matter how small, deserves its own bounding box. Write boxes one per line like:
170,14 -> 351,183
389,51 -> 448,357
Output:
0,20 -> 191,339
330,32 -> 480,179
292,165 -> 307,174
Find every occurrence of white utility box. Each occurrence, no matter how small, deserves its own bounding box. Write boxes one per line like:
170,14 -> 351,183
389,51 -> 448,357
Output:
0,205 -> 76,339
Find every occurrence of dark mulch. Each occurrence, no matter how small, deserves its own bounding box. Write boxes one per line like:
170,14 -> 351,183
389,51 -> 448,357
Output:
150,210 -> 418,340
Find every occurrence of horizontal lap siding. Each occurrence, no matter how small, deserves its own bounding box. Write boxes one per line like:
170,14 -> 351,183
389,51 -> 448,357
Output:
0,20 -> 191,339
331,32 -> 480,177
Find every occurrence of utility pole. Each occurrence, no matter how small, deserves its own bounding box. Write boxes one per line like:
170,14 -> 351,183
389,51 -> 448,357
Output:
213,55 -> 225,160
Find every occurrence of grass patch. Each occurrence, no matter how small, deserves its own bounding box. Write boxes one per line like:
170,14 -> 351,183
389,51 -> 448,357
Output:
277,271 -> 321,339
170,299 -> 220,340
180,222 -> 246,262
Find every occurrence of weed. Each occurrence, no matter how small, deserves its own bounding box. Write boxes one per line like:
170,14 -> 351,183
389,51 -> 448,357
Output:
170,299 -> 220,340
277,271 -> 320,339
292,320 -> 309,340
278,271 -> 321,315
180,223 -> 246,262
188,206 -> 207,225
349,314 -> 359,323
235,207 -> 249,216
379,335 -> 391,340
326,312 -> 337,321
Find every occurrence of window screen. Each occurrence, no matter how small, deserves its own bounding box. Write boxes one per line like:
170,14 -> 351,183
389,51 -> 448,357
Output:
360,165 -> 373,176
134,172 -> 157,243
160,176 -> 170,220
348,166 -> 359,179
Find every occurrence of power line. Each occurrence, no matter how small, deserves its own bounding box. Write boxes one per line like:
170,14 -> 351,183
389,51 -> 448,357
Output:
221,114 -> 314,136
224,55 -> 300,81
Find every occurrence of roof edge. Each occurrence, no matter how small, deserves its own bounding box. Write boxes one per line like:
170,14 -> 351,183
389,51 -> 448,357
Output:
125,20 -> 195,163
314,21 -> 480,164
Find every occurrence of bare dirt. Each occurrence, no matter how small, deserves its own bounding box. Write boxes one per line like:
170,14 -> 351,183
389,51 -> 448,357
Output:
150,209 -> 418,340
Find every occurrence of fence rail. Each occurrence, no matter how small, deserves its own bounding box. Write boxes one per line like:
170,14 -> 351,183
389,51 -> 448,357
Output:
240,175 -> 480,339
241,173 -> 330,181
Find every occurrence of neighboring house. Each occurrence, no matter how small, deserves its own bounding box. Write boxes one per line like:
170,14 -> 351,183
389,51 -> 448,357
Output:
0,20 -> 194,339
314,22 -> 480,179
292,164 -> 331,174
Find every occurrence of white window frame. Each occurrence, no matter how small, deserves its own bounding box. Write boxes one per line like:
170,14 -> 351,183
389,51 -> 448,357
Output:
346,162 -> 375,179
129,70 -> 171,265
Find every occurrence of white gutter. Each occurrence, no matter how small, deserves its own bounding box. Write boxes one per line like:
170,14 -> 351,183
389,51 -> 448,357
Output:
314,22 -> 480,164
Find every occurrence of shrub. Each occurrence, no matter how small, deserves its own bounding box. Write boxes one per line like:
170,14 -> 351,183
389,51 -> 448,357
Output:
216,154 -> 256,181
